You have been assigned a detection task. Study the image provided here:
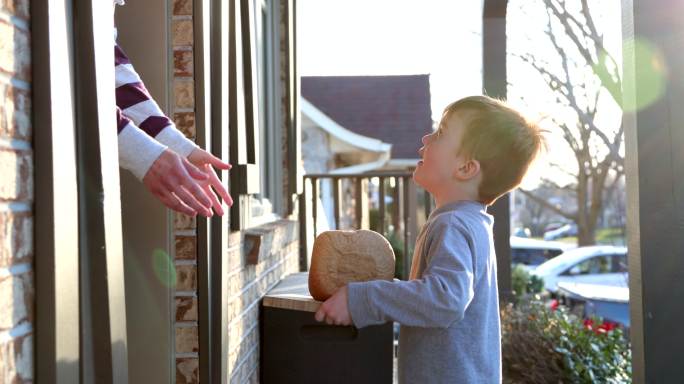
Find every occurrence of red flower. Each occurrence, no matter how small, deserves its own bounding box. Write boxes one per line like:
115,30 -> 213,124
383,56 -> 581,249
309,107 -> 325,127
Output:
598,321 -> 618,333
549,299 -> 559,311
583,318 -> 619,334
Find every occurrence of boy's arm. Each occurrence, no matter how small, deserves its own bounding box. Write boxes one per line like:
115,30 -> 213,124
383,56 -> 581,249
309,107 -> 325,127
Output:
347,216 -> 475,329
115,43 -> 198,158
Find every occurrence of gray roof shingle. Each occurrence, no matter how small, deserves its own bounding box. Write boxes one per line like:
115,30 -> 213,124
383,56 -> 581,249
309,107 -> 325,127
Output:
301,75 -> 433,159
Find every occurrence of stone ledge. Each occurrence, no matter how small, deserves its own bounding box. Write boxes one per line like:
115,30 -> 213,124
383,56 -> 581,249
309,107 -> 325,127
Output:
229,219 -> 297,246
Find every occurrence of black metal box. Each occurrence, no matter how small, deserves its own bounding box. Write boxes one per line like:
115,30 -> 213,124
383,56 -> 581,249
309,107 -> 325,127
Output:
260,273 -> 393,384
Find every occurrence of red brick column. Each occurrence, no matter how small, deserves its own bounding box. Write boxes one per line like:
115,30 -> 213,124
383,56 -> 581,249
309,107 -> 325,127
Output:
171,0 -> 201,382
0,0 -> 33,382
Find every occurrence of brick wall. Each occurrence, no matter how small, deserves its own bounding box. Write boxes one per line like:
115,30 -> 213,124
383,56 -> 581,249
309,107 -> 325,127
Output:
0,0 -> 33,382
169,1 -> 300,383
223,1 -> 301,381
171,0 -> 200,382
226,221 -> 299,383
224,2 -> 301,381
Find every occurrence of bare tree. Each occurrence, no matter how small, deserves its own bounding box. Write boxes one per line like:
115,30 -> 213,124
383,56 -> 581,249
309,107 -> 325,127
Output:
515,180 -> 575,236
512,0 -> 624,245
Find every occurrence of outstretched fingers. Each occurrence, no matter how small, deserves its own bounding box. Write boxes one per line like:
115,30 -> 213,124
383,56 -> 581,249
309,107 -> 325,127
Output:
202,176 -> 224,216
153,185 -> 197,216
207,165 -> 233,207
175,159 -> 213,216
174,184 -> 212,217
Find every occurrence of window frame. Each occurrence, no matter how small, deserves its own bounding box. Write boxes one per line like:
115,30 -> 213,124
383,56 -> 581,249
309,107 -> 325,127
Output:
255,0 -> 283,213
229,0 -> 283,230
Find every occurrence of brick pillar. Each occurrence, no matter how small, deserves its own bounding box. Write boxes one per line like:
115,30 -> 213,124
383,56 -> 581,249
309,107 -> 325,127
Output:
171,0 -> 201,382
0,0 -> 33,382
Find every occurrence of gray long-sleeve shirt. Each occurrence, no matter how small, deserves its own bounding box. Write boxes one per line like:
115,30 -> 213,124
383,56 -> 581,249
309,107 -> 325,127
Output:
347,200 -> 501,383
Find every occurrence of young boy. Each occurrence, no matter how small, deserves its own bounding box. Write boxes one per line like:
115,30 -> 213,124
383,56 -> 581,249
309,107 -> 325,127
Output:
315,96 -> 546,383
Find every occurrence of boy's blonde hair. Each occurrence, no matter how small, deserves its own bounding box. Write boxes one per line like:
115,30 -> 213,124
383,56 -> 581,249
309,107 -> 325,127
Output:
443,96 -> 546,205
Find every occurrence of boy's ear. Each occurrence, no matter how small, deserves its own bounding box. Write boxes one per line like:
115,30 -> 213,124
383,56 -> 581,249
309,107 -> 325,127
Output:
453,159 -> 480,181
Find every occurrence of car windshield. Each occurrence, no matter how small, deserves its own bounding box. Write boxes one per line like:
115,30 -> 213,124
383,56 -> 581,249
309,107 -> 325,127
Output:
534,250 -> 583,274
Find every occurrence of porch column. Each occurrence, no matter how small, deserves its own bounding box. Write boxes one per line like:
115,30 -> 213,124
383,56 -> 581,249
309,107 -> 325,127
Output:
622,0 -> 684,382
482,0 -> 512,303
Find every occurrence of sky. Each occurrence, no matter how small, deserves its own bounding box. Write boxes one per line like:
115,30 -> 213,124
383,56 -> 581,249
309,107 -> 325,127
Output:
297,0 -> 625,189
298,0 -> 484,124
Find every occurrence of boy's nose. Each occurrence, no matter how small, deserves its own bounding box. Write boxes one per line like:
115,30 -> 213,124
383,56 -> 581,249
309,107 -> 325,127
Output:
421,134 -> 430,145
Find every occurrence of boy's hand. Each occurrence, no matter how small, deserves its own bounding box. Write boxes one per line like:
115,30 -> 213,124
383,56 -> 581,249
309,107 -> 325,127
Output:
315,285 -> 352,326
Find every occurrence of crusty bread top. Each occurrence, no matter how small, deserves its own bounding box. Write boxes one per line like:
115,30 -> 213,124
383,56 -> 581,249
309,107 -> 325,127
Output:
308,230 -> 395,301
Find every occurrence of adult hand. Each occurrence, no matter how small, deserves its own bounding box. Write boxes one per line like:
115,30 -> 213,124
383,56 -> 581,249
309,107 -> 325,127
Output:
143,149 -> 214,217
187,148 -> 233,216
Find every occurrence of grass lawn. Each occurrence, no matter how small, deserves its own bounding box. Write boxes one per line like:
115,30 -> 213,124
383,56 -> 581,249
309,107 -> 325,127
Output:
544,227 -> 626,246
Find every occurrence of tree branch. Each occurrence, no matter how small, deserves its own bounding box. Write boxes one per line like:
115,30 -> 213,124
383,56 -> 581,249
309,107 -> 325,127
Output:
548,162 -> 580,181
518,188 -> 577,220
547,0 -> 623,105
545,0 -> 595,65
605,169 -> 625,198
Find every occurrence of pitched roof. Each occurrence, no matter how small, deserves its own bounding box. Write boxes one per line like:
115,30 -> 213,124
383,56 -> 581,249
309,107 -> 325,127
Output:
301,75 -> 433,159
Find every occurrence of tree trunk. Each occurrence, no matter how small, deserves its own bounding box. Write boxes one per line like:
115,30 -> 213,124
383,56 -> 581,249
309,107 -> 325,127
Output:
575,164 -> 594,245
577,221 -> 596,246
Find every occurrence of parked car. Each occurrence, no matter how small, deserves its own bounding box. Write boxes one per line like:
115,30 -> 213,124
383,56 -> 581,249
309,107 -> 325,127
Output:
557,280 -> 630,329
510,236 -> 573,267
543,222 -> 566,233
531,245 -> 628,294
543,223 -> 578,240
512,227 -> 531,238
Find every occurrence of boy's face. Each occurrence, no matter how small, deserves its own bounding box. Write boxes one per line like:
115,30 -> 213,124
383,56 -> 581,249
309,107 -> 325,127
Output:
413,113 -> 467,193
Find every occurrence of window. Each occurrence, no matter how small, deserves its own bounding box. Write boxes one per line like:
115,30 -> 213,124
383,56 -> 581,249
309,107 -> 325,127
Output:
229,0 -> 283,229
563,255 -> 613,276
613,254 -> 628,273
511,247 -> 564,266
250,0 -> 282,224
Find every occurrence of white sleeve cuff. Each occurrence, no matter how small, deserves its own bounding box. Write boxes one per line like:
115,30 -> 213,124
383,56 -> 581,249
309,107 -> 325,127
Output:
155,124 -> 198,158
118,122 -> 168,180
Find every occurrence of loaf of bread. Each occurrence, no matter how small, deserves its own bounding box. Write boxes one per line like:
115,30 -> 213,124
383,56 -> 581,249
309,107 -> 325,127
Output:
308,230 -> 395,301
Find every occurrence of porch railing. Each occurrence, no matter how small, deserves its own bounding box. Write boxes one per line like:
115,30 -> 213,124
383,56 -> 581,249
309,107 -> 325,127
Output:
298,171 -> 434,280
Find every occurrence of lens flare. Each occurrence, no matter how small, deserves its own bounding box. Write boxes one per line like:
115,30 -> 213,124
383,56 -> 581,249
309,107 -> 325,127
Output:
623,38 -> 668,112
152,248 -> 177,287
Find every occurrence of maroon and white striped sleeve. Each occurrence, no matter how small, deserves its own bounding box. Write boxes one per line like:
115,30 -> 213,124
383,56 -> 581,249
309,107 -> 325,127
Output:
115,42 -> 198,178
117,106 -> 167,179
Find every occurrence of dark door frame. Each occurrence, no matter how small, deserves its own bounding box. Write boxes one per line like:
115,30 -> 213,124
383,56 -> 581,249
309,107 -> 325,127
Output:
194,0 -> 231,381
482,0 -> 512,304
33,1 -> 81,381
622,0 -> 684,382
34,0 -> 129,382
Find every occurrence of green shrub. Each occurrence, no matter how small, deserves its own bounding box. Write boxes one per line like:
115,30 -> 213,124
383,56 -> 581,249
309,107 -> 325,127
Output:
511,264 -> 544,303
501,300 -> 632,383
385,229 -> 406,279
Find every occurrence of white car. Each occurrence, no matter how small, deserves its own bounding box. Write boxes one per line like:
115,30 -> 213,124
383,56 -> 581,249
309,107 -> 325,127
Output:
531,246 -> 628,294
543,223 -> 578,240
510,236 -> 574,267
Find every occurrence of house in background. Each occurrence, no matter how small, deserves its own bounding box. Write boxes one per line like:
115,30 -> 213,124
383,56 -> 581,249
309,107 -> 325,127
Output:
301,75 -> 433,173
300,75 -> 433,231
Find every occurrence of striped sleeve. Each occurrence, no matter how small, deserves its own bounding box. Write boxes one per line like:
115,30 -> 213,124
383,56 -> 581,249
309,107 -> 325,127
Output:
114,43 -> 198,158
117,107 -> 168,180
